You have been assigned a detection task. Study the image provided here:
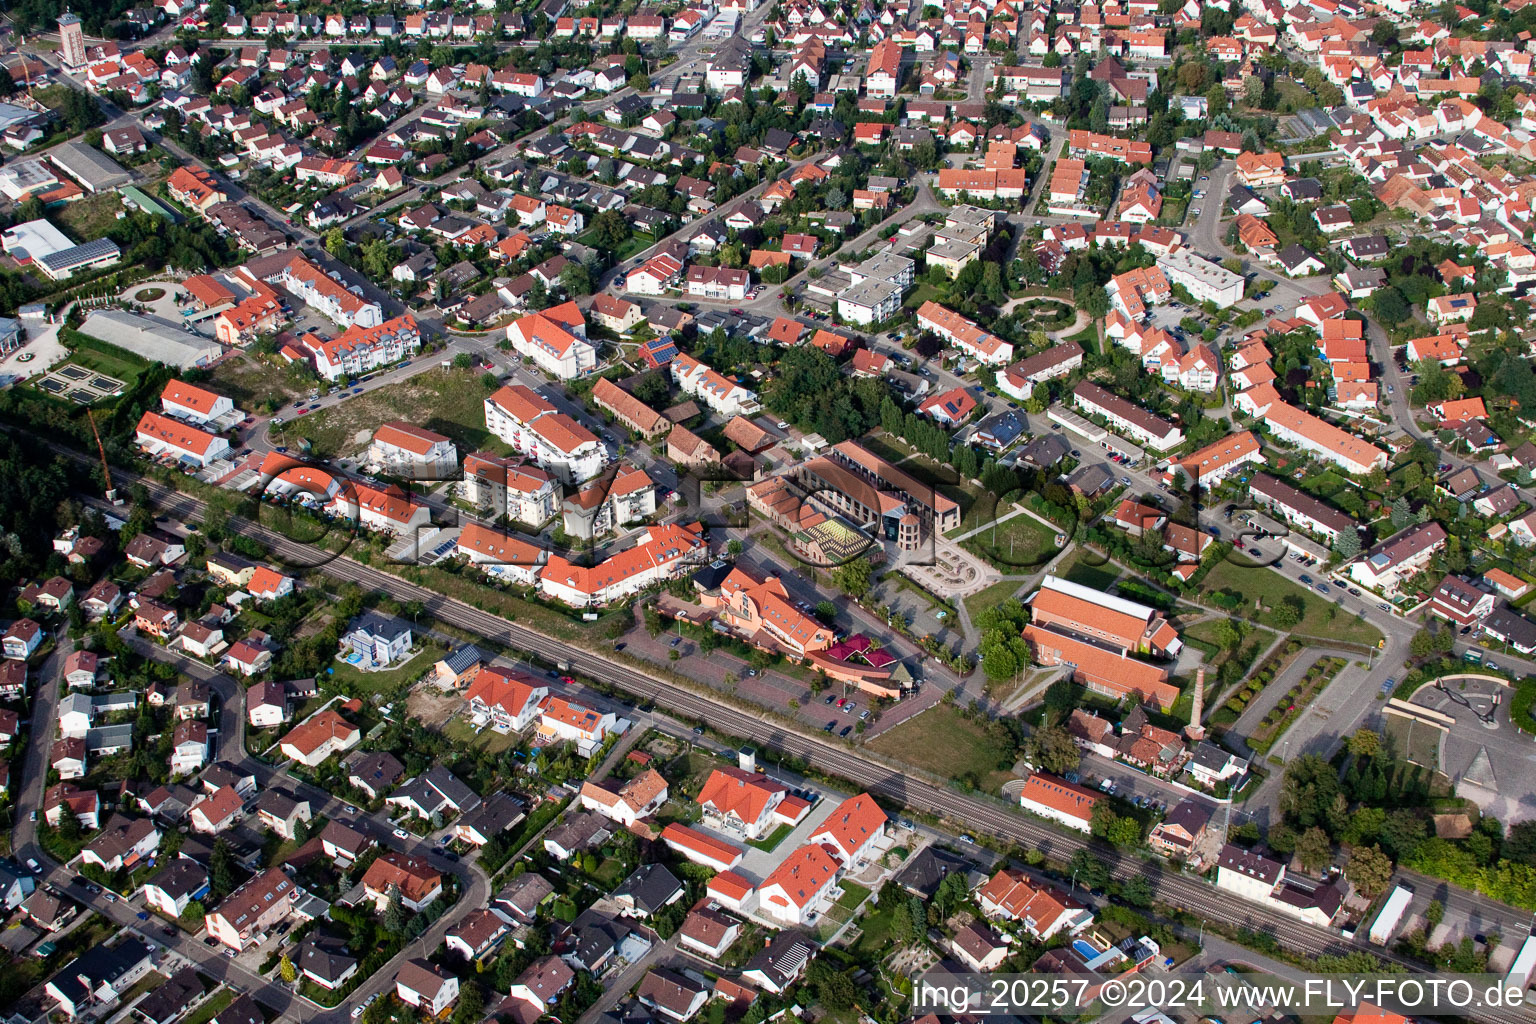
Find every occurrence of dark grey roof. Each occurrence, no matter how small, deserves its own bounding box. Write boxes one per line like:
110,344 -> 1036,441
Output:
894,844 -> 973,897
298,936 -> 357,985
495,872 -> 555,921
612,862 -> 683,915
1017,433 -> 1070,467
49,937 -> 154,1005
213,995 -> 264,1024
458,792 -> 525,838
974,411 -> 1025,448
147,857 -> 209,900
349,611 -> 412,642
1191,739 -> 1247,773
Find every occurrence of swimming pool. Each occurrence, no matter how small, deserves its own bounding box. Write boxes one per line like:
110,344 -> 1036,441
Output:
1073,939 -> 1099,960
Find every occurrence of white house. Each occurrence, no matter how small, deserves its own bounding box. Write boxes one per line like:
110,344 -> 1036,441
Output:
506,301 -> 598,380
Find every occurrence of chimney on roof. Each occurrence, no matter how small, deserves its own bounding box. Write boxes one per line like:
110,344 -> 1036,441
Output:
1185,666 -> 1207,742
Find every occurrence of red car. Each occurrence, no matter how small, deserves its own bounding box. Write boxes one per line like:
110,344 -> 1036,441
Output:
730,307 -> 745,315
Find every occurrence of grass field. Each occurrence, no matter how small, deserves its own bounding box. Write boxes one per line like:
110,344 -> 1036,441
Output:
1201,560 -> 1383,647
62,329 -> 152,389
1053,547 -> 1120,591
277,368 -> 500,458
865,704 -> 1016,791
182,990 -> 235,1024
963,578 -> 1024,623
210,352 -> 307,408
962,511 -> 1061,571
747,822 -> 795,852
1383,710 -> 1442,769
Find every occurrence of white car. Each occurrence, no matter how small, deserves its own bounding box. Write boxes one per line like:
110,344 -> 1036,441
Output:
392,828 -> 409,840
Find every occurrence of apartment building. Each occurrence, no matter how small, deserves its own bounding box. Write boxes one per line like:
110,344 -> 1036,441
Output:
671,354 -> 759,417
367,422 -> 459,479
1249,473 -> 1356,546
484,385 -> 603,483
507,301 -> 598,380
1072,382 -> 1183,451
915,301 -> 1014,365
1170,431 -> 1262,489
205,868 -> 299,950
537,522 -> 706,608
300,314 -> 421,380
460,453 -> 558,525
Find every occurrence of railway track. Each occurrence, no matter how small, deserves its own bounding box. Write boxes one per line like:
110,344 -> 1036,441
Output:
87,468 -> 1536,1024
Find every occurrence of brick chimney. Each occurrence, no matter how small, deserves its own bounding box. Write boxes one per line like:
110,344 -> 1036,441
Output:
1184,666 -> 1207,742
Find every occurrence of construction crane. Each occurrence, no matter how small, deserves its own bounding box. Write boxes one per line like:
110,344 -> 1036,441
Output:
85,409 -> 121,504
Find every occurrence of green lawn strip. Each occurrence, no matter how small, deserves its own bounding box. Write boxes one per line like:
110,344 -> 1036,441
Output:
746,822 -> 795,852
963,578 -> 1025,622
182,989 -> 236,1024
1052,547 -> 1120,590
962,511 -> 1060,570
1246,655 -> 1347,754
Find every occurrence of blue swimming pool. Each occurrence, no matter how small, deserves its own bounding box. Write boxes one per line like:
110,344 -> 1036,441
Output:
1073,939 -> 1098,959
346,652 -> 363,664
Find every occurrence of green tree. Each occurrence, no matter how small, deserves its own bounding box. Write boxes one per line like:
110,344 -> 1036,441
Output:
324,226 -> 348,259
210,838 -> 237,897
280,954 -> 297,984
1120,873 -> 1154,906
1029,723 -> 1080,775
382,884 -> 406,933
1348,728 -> 1381,758
1335,529 -> 1360,559
831,557 -> 873,598
1347,845 -> 1395,898
453,981 -> 485,1024
1295,826 -> 1333,873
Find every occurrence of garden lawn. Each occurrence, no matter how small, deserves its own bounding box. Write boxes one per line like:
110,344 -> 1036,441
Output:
441,716 -> 521,754
1383,706 -> 1443,768
747,822 -> 795,852
182,990 -> 235,1024
1200,560 -> 1383,647
56,191 -> 127,241
866,704 -> 1015,791
328,647 -> 430,696
277,368 -> 500,458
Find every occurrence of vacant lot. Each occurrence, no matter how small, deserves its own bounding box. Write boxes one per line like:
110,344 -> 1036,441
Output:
866,704 -> 1017,792
210,352 -> 307,408
56,191 -> 126,241
1201,560 -> 1383,647
279,368 -> 500,458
